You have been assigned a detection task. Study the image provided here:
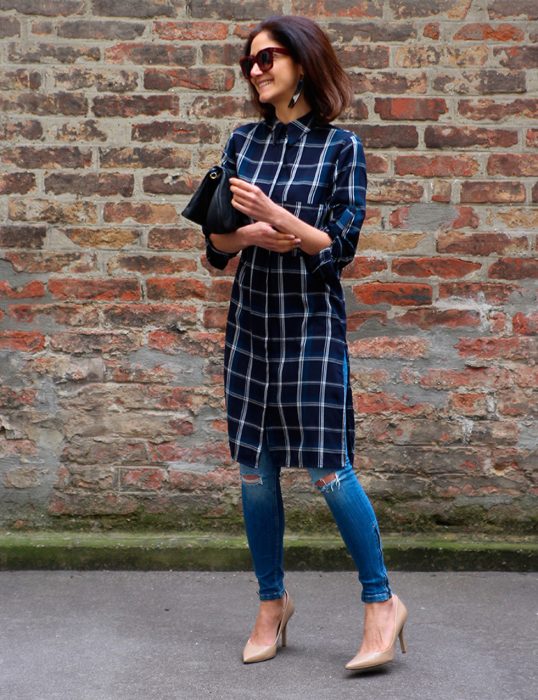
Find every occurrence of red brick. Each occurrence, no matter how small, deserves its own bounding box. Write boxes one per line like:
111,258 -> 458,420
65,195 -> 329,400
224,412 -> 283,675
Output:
494,46 -> 538,69
389,0 -> 471,19
395,155 -> 478,176
100,147 -> 190,169
339,45 -> 390,69
326,21 -> 416,43
395,45 -> 442,67
395,308 -> 480,329
353,125 -> 419,148
425,126 -> 518,148
0,16 -> 20,37
0,92 -> 87,116
0,119 -> 42,140
488,258 -> 538,279
0,225 -> 46,248
453,23 -> 524,41
488,0 -> 538,20
512,312 -> 538,335
291,0 -> 382,17
432,181 -> 452,202
437,231 -> 528,256
66,228 -> 140,249
9,199 -> 97,224
132,121 -> 222,144
432,69 -> 525,94
346,310 -> 387,331
374,97 -> 447,120
392,257 -> 481,278
148,227 -> 204,252
9,42 -> 99,63
0,0 -> 84,15
364,154 -> 388,173
93,0 -> 174,16
203,307 -> 228,330
143,174 -> 194,195
460,181 -> 525,203
527,129 -> 538,147
53,67 -> 138,92
45,172 -> 133,197
342,257 -> 387,278
50,331 -> 142,355
0,280 -> 45,299
0,172 -> 35,194
147,277 -> 209,301
154,21 -> 228,41
351,71 -> 427,94
0,69 -> 41,90
48,278 -> 140,301
354,392 -> 430,416
144,68 -> 234,92
1,146 -> 91,168
353,282 -> 432,306
2,251 -> 94,273
104,203 -> 177,224
487,154 -> 538,176
367,179 -> 423,203
458,98 -> 538,121
456,337 -> 536,361
120,468 -> 167,491
92,95 -> 179,117
439,282 -> 518,303
0,331 -> 45,352
104,43 -> 195,65
423,22 -> 440,39
58,19 -> 145,39
348,336 -> 429,358
188,96 -> 258,119
108,255 -> 195,275
102,303 -> 197,329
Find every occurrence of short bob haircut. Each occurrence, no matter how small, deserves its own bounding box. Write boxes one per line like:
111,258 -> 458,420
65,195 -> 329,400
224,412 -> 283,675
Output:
243,16 -> 353,125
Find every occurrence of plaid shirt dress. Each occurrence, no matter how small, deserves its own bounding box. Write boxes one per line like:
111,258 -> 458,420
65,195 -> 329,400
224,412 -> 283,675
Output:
205,112 -> 367,470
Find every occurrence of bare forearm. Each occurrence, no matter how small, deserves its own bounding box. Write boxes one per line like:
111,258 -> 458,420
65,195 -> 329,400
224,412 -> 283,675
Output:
209,231 -> 246,254
272,208 -> 331,255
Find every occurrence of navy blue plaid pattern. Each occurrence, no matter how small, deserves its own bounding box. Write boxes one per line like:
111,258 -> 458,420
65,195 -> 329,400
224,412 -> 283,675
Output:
205,112 -> 367,470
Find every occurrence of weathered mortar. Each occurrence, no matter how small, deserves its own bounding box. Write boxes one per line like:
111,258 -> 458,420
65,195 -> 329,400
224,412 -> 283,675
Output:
0,0 -> 536,533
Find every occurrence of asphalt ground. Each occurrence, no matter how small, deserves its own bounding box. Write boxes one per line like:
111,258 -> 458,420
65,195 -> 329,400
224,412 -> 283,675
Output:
1,570 -> 536,700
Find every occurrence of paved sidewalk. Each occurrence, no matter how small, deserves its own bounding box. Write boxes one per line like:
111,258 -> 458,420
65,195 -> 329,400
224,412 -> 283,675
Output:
1,570 -> 536,700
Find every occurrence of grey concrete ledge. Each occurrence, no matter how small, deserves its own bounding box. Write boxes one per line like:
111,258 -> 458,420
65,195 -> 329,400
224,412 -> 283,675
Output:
0,530 -> 536,571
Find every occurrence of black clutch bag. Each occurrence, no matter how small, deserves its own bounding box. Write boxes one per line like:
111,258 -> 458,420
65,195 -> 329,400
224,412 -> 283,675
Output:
181,166 -> 248,234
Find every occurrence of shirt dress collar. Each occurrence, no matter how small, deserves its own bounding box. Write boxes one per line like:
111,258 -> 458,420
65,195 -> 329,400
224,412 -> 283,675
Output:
266,111 -> 315,145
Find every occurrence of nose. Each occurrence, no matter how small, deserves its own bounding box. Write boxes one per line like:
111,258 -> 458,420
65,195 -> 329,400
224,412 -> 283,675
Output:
250,61 -> 263,78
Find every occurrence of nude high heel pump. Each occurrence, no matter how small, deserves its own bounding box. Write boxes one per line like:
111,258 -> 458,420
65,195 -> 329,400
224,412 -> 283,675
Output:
345,594 -> 408,672
242,591 -> 295,664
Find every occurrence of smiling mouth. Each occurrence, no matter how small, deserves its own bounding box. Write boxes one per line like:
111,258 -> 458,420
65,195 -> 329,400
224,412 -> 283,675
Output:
256,80 -> 272,89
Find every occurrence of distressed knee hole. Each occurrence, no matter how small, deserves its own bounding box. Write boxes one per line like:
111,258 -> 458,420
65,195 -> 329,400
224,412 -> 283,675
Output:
241,473 -> 263,485
315,472 -> 340,493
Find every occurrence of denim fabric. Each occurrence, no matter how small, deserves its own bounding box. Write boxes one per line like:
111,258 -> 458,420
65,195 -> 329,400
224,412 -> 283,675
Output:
240,355 -> 392,603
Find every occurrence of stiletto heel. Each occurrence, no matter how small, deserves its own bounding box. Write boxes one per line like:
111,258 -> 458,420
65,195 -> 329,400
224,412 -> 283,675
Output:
345,594 -> 408,672
399,627 -> 406,653
242,591 -> 295,664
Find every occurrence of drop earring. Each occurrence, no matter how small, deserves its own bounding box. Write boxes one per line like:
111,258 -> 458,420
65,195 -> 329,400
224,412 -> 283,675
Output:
288,75 -> 304,109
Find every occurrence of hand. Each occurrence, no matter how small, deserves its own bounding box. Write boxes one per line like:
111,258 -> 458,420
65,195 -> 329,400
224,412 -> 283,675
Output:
239,221 -> 300,253
229,177 -> 283,226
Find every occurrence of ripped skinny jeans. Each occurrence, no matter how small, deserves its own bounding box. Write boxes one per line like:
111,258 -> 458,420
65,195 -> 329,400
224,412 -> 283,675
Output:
240,446 -> 393,604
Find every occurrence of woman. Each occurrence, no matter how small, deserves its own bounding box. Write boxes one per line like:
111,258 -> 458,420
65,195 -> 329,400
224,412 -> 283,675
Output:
203,16 -> 408,670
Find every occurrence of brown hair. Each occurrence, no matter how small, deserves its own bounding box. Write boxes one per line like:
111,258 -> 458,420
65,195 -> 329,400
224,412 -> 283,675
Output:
243,16 -> 353,124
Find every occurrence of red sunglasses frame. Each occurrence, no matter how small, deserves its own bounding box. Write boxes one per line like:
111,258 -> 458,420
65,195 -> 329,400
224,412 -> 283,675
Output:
239,47 -> 291,79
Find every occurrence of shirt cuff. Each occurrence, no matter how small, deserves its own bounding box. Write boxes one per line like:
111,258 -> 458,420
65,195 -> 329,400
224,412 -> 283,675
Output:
205,236 -> 238,270
302,244 -> 338,284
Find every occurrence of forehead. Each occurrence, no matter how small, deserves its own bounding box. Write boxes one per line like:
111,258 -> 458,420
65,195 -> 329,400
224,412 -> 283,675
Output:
250,30 -> 285,53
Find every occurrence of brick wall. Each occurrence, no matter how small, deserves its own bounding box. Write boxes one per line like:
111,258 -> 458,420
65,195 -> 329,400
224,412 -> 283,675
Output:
0,0 -> 536,533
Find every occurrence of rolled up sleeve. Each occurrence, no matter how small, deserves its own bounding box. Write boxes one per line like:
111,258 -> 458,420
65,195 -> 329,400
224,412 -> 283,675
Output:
304,134 -> 367,284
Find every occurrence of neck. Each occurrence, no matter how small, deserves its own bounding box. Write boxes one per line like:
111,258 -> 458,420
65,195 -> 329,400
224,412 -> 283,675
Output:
274,96 -> 311,124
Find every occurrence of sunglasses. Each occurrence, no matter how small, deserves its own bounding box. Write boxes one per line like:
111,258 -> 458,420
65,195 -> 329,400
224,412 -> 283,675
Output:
239,47 -> 291,79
